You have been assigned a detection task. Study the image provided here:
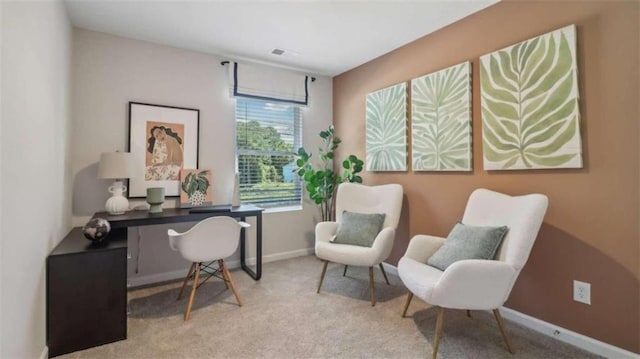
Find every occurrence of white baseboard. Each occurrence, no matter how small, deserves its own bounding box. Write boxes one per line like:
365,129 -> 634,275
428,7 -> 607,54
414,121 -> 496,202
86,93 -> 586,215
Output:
382,262 -> 638,358
128,247 -> 315,287
230,247 -> 315,268
39,346 -> 48,359
500,307 -> 639,359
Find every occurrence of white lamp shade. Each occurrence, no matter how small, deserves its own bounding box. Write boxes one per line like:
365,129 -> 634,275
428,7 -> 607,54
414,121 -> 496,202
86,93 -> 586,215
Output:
98,152 -> 136,179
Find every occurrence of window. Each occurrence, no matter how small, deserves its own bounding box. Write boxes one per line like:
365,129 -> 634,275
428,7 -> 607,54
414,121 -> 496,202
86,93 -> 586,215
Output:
235,98 -> 302,208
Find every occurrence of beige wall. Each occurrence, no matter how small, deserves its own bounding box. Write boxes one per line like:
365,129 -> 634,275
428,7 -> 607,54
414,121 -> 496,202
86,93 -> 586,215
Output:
71,29 -> 331,285
1,0 -> 73,357
333,0 -> 639,353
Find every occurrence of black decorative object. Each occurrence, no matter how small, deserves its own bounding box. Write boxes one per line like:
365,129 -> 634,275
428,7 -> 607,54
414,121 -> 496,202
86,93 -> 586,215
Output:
82,217 -> 111,242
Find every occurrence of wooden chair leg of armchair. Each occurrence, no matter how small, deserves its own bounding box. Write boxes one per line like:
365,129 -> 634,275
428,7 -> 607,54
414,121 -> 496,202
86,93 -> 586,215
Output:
177,262 -> 195,300
401,293 -> 414,318
184,263 -> 201,321
220,259 -> 242,306
432,307 -> 445,359
369,267 -> 376,306
317,260 -> 329,294
493,309 -> 514,354
379,263 -> 390,285
343,265 -> 348,277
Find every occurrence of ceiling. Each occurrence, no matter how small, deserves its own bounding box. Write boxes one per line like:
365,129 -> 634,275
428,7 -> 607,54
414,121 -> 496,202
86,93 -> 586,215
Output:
64,0 -> 498,77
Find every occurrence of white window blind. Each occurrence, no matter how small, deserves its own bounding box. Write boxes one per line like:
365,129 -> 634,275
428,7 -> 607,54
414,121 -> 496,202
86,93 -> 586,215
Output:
235,98 -> 302,208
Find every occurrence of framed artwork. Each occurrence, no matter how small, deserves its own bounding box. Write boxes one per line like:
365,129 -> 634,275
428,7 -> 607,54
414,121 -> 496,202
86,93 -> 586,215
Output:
480,24 -> 582,170
411,61 -> 472,171
365,82 -> 408,171
179,169 -> 212,208
128,102 -> 199,197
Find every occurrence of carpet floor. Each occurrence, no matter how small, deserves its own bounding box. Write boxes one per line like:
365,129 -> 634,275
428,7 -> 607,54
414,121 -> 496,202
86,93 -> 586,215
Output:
60,255 -> 601,359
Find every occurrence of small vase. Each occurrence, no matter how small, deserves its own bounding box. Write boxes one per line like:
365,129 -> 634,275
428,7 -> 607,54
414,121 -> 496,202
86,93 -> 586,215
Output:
146,187 -> 165,214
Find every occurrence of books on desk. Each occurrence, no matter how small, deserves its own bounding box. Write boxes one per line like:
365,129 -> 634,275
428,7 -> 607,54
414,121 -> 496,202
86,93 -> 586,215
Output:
188,204 -> 232,213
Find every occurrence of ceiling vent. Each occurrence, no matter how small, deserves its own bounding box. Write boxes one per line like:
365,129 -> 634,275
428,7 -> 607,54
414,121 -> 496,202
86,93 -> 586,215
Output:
271,48 -> 285,55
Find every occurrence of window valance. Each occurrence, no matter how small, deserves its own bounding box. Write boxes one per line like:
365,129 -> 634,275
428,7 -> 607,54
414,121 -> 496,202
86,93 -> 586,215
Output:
227,61 -> 310,106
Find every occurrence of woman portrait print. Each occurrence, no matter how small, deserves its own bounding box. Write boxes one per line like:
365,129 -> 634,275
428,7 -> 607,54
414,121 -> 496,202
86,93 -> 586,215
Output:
145,121 -> 185,181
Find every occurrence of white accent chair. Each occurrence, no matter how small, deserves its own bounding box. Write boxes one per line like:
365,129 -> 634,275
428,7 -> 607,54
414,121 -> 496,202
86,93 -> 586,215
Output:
168,216 -> 249,320
315,183 -> 403,306
398,188 -> 548,359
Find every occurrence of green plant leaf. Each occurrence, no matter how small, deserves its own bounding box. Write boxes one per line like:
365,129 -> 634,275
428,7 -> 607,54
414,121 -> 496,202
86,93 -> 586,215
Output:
188,180 -> 198,196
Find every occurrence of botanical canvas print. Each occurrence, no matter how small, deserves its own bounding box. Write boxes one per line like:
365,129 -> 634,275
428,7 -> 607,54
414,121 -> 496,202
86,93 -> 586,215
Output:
180,169 -> 212,208
366,82 -> 407,171
411,62 -> 472,171
145,121 -> 184,181
480,24 -> 582,170
129,102 -> 199,197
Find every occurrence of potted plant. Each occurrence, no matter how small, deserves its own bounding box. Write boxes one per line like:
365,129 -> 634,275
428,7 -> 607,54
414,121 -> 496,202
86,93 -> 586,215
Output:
294,125 -> 364,222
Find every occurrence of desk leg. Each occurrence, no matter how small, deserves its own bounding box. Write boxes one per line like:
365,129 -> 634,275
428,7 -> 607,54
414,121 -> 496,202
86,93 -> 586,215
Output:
239,214 -> 262,280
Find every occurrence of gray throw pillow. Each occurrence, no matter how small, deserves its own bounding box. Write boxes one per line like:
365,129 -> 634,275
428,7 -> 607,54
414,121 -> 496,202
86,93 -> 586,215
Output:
332,211 -> 386,247
427,222 -> 509,271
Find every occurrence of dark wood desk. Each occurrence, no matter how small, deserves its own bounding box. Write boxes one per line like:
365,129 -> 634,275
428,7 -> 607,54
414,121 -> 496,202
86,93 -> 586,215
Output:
47,205 -> 263,357
95,205 -> 264,280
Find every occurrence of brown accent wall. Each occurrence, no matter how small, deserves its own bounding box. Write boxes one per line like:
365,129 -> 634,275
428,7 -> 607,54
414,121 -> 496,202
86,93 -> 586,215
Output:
333,0 -> 639,353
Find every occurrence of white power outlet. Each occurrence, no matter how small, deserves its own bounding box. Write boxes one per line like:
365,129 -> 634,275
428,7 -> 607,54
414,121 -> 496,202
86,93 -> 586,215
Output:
573,280 -> 591,305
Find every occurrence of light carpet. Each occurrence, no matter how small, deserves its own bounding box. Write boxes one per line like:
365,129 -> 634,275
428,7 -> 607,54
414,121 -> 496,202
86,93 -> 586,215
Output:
60,255 -> 601,359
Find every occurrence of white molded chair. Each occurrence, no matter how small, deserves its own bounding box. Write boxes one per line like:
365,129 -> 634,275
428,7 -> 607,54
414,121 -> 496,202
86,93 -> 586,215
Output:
168,216 -> 249,320
398,188 -> 548,358
315,183 -> 403,306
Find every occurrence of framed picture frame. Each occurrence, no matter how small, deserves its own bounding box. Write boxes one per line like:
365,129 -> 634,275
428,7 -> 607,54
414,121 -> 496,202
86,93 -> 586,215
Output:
179,168 -> 213,208
128,102 -> 199,198
365,82 -> 408,171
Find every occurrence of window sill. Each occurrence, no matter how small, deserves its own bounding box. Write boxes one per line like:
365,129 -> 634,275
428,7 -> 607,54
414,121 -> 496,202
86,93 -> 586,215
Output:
263,205 -> 303,214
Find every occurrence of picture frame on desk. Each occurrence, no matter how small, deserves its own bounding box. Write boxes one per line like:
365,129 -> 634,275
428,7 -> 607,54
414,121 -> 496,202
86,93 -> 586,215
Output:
179,168 -> 213,208
128,102 -> 200,198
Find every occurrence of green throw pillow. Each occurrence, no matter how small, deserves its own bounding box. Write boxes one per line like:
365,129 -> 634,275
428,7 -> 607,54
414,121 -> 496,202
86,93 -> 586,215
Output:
427,222 -> 509,271
331,211 -> 386,248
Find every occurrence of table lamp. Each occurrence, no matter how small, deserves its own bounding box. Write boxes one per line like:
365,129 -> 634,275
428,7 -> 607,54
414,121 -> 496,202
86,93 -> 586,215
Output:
98,151 -> 135,215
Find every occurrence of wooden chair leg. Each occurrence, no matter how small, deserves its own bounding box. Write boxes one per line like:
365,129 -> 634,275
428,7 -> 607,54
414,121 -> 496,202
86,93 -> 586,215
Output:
379,263 -> 390,285
466,310 -> 472,318
402,292 -> 414,318
218,260 -> 229,289
493,309 -> 514,354
220,259 -> 242,306
317,260 -> 328,294
177,262 -> 195,300
432,307 -> 445,359
184,263 -> 201,321
343,265 -> 348,277
369,266 -> 376,306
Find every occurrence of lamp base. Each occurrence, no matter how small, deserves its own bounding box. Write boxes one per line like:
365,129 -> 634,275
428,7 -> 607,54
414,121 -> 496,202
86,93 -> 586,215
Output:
105,181 -> 129,215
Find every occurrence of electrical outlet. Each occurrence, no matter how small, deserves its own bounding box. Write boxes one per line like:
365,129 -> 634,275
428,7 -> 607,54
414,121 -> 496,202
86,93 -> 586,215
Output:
573,280 -> 591,305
